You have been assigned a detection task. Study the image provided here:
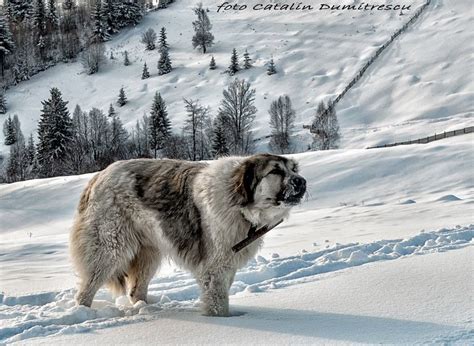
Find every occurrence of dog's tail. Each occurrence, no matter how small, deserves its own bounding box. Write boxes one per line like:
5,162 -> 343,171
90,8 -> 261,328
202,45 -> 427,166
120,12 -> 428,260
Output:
106,272 -> 127,298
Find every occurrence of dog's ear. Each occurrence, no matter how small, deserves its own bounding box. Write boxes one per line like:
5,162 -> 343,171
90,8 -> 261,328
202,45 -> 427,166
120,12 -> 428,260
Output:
232,160 -> 257,206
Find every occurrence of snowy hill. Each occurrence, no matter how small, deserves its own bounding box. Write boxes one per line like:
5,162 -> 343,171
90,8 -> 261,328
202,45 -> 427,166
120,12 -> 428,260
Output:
0,0 -> 473,344
1,0 -> 472,155
1,135 -> 473,343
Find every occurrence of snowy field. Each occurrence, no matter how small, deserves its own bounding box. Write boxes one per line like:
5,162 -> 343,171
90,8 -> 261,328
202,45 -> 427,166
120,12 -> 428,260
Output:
1,0 -> 474,344
1,135 -> 473,344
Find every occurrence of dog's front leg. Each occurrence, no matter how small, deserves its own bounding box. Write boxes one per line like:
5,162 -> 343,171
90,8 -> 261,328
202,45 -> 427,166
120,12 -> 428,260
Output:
197,267 -> 236,317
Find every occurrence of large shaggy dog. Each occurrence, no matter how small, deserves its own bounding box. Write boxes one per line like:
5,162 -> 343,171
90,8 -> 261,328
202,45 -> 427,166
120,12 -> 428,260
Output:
70,154 -> 306,316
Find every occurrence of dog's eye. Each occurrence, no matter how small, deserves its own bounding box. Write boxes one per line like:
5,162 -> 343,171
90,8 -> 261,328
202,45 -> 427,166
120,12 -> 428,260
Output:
269,168 -> 284,176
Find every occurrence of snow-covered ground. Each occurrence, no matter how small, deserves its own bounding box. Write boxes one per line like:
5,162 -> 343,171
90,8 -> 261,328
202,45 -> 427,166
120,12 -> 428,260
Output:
1,0 -> 473,344
1,135 -> 473,344
0,0 -> 472,154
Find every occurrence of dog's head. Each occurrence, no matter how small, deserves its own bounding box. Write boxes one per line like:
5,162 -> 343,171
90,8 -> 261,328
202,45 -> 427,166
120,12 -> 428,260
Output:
231,154 -> 306,209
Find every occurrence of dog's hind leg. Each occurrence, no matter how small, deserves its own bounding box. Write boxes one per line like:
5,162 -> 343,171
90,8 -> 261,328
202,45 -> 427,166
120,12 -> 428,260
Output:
76,266 -> 115,307
127,246 -> 161,304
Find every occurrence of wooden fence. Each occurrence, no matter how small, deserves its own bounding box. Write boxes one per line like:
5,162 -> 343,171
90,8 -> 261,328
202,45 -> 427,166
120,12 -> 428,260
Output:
304,0 -> 432,134
367,126 -> 473,149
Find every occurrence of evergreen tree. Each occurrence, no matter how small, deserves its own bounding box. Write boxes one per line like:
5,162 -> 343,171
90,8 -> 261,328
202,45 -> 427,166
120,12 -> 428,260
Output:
228,48 -> 239,75
243,50 -> 252,69
108,103 -> 116,117
26,133 -> 37,166
123,50 -> 131,66
46,0 -> 59,31
212,116 -> 229,158
6,0 -> 33,23
109,113 -> 128,161
141,28 -> 157,50
0,13 -> 15,78
6,125 -> 27,183
148,92 -> 171,158
37,87 -> 73,177
117,87 -> 127,107
157,27 -> 172,75
158,27 -> 169,52
192,2 -> 214,54
3,115 -> 17,145
91,0 -> 109,43
141,62 -> 150,79
26,133 -> 38,178
267,57 -> 277,75
209,55 -> 216,70
102,0 -> 118,36
33,0 -> 47,36
0,92 -> 7,114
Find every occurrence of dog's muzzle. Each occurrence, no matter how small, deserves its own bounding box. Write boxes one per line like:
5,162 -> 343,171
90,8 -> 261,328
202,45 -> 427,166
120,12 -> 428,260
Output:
282,175 -> 307,205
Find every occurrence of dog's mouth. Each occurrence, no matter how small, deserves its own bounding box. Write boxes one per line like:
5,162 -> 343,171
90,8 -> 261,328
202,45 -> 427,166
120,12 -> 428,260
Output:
277,188 -> 306,206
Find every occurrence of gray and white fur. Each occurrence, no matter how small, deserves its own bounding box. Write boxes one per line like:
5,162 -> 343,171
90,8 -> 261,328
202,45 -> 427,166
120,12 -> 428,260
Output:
70,154 -> 306,316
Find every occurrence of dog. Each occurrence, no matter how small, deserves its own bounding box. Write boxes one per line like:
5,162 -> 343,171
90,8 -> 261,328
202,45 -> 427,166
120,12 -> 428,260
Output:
70,154 -> 306,316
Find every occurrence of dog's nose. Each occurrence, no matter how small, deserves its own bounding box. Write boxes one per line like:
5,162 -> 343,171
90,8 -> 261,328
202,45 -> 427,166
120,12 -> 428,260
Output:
290,176 -> 306,193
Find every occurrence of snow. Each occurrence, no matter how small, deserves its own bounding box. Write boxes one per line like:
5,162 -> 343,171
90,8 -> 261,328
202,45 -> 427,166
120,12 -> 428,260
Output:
1,0 -> 472,155
1,0 -> 473,344
1,135 -> 473,344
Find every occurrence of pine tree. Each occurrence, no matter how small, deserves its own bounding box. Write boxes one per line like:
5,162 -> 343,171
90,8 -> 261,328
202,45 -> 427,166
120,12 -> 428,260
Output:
102,0 -> 118,36
91,0 -> 109,43
192,3 -> 214,54
148,92 -> 171,158
209,55 -> 216,70
158,27 -> 169,52
228,48 -> 239,75
267,57 -> 277,75
26,133 -> 37,166
124,50 -> 131,66
108,103 -> 116,117
26,133 -> 38,178
243,50 -> 252,69
0,13 -> 15,78
0,92 -> 7,114
212,117 -> 229,158
109,113 -> 128,161
46,0 -> 59,31
158,27 -> 172,75
141,28 -> 157,50
117,87 -> 127,107
37,87 -> 73,177
141,62 -> 150,79
3,115 -> 17,145
33,0 -> 47,36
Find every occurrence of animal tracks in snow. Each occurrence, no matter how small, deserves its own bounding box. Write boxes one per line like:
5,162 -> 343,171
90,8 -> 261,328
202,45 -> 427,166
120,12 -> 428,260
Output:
0,224 -> 472,344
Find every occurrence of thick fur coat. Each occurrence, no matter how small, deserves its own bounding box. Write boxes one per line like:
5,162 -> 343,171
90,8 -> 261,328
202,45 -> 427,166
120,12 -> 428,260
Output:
70,154 -> 306,316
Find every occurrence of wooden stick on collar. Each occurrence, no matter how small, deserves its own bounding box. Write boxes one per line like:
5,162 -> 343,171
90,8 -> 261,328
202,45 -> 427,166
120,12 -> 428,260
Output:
232,219 -> 284,253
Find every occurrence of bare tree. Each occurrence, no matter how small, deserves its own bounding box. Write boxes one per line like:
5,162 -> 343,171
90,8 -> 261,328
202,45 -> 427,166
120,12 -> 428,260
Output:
81,43 -> 106,75
311,101 -> 340,150
218,78 -> 257,155
141,28 -> 157,50
269,95 -> 296,154
182,98 -> 212,161
192,2 -> 214,54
